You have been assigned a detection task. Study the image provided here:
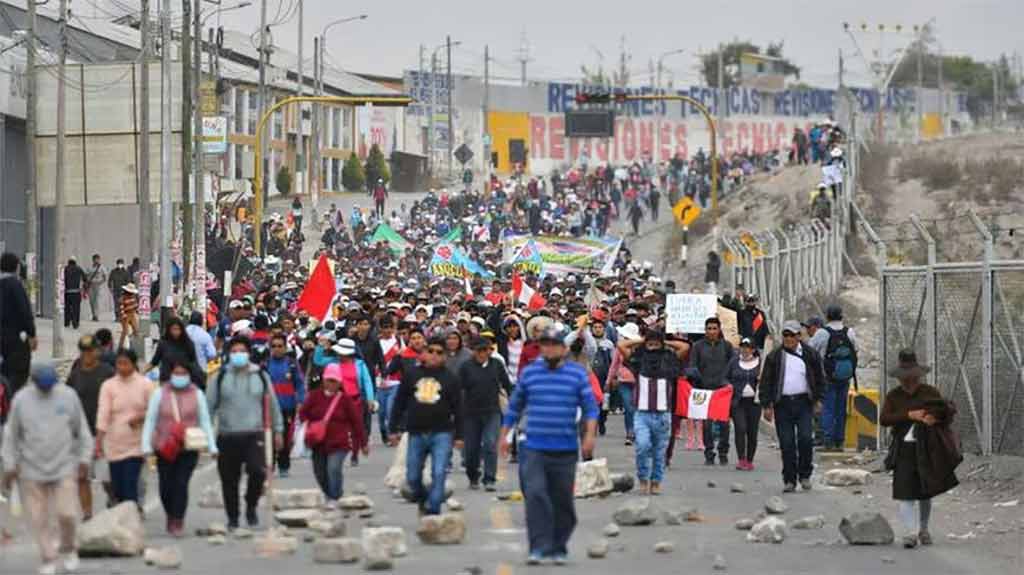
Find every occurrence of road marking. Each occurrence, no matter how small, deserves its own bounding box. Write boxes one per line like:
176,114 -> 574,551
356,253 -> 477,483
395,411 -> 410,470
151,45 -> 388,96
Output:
490,504 -> 513,530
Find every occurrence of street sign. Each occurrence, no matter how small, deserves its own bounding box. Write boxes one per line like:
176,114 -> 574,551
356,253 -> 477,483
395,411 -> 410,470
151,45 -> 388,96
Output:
202,116 -> 228,155
673,196 -> 701,227
199,80 -> 218,116
454,143 -> 473,166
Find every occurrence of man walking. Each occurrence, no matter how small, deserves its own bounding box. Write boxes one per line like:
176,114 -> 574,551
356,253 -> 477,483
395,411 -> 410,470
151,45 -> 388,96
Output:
500,326 -> 598,565
737,294 -> 770,351
808,305 -> 858,451
207,336 -> 284,529
2,362 -> 93,575
63,258 -> 85,329
760,320 -> 826,492
388,336 -> 464,516
266,333 -> 305,478
690,317 -> 735,465
85,254 -> 108,323
107,259 -> 132,322
458,337 -> 511,491
1,252 -> 36,402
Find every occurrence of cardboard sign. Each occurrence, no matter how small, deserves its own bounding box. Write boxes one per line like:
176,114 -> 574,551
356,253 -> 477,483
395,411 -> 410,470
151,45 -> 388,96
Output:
665,293 -> 718,334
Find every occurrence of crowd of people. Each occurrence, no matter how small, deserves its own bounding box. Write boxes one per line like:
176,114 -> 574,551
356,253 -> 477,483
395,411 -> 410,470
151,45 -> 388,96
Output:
0,132 -> 962,571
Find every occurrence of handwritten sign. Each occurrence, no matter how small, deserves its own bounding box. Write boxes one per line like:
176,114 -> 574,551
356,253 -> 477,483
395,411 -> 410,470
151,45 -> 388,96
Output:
665,293 -> 718,335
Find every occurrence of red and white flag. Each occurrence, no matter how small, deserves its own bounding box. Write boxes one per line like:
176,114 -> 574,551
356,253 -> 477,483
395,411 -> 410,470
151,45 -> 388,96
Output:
295,255 -> 337,322
675,377 -> 733,421
511,270 -> 546,311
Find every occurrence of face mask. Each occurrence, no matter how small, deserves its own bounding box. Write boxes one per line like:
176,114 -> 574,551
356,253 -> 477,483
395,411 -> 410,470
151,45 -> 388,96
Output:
229,352 -> 250,368
170,374 -> 191,389
544,357 -> 561,370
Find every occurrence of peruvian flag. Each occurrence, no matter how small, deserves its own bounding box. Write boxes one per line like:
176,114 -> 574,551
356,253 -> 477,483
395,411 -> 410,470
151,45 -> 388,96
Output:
511,270 -> 546,311
675,377 -> 733,421
295,255 -> 337,321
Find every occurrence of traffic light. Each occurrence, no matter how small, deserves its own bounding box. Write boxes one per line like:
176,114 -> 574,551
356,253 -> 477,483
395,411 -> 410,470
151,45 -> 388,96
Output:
574,92 -> 627,105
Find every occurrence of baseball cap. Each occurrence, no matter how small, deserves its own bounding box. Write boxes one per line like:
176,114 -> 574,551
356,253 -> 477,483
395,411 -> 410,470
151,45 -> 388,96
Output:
538,325 -> 565,344
469,337 -> 491,350
801,317 -> 824,329
30,361 -> 59,389
322,363 -> 343,382
228,300 -> 244,309
782,320 -> 802,335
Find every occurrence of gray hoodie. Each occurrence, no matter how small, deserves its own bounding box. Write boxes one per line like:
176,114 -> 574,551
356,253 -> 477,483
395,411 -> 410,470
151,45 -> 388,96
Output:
206,364 -> 284,435
1,384 -> 93,481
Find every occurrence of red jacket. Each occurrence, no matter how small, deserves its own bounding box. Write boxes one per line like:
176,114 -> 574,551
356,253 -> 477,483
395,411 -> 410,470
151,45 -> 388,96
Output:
299,388 -> 366,454
518,341 -> 540,375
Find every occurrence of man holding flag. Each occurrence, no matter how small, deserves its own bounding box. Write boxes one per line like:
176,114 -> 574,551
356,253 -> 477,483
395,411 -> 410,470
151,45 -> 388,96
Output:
690,318 -> 736,466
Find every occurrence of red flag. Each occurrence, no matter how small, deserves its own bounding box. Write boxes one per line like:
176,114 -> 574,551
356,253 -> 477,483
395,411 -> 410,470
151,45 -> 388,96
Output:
296,255 -> 337,321
674,377 -> 733,421
511,270 -> 546,311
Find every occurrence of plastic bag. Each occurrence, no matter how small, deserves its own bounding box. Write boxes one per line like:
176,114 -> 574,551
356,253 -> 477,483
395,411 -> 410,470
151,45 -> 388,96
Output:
290,421 -> 309,459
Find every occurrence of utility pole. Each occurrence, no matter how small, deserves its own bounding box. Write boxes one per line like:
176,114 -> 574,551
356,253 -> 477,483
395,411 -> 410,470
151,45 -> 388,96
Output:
717,43 -> 724,117
418,44 -> 424,155
181,0 -> 192,282
53,0 -> 68,358
992,64 -> 999,127
311,36 -> 319,202
429,52 -> 436,176
257,0 -> 268,232
296,0 -> 304,196
25,0 -> 37,311
446,35 -> 453,178
517,30 -> 530,86
483,44 -> 490,188
192,0 -> 204,312
916,38 -> 924,142
159,0 -> 173,323
937,44 -> 945,133
135,0 -> 152,353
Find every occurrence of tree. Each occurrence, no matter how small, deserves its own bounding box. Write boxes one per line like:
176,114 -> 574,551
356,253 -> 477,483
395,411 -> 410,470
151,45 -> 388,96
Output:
363,144 -> 391,188
700,40 -> 801,89
342,152 -> 365,192
275,165 -> 292,196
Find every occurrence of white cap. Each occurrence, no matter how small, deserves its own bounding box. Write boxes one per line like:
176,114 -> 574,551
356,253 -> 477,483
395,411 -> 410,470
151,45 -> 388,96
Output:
333,338 -> 357,356
618,322 -> 642,341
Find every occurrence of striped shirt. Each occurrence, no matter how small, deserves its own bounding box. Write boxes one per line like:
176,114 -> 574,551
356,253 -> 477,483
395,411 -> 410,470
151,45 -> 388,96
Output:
503,359 -> 599,452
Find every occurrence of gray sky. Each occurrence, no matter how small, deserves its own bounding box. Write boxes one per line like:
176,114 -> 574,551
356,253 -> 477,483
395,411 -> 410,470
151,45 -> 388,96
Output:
101,0 -> 1024,87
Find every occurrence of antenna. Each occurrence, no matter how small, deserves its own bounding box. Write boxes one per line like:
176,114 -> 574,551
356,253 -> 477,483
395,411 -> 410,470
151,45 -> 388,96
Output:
517,28 -> 532,86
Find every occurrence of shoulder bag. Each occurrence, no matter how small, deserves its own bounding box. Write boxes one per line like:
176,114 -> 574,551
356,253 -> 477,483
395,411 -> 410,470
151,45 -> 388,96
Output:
304,392 -> 343,448
157,391 -> 186,462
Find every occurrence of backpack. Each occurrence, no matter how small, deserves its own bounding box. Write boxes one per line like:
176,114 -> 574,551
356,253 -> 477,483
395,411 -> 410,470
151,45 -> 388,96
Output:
591,346 -> 613,386
823,327 -> 857,384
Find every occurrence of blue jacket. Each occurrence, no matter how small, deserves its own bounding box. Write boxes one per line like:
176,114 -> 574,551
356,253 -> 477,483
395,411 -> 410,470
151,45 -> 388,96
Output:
266,355 -> 306,411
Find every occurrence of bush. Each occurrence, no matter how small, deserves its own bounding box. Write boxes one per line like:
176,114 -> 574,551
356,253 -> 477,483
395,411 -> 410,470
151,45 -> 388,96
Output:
342,153 -> 365,192
363,144 -> 391,188
896,153 -> 961,191
275,166 -> 292,196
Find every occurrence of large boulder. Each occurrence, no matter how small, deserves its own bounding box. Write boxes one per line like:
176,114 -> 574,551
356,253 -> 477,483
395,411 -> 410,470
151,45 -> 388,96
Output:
364,545 -> 394,571
143,546 -> 182,569
78,502 -> 145,557
823,469 -> 873,487
362,527 -> 408,558
272,489 -> 325,510
313,538 -> 363,563
747,517 -> 787,544
574,458 -> 614,498
839,512 -> 895,545
612,498 -> 658,526
416,514 -> 466,545
273,509 -> 322,528
764,496 -> 789,515
399,483 -> 454,503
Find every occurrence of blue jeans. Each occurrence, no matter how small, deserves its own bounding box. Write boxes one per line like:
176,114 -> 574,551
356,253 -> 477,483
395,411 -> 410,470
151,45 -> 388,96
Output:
633,411 -> 671,482
108,457 -> 144,504
518,448 -> 578,557
377,386 -> 399,439
312,450 -> 348,501
406,431 -> 454,515
774,395 -> 815,484
821,379 -> 850,447
618,384 -> 636,438
464,412 -> 501,485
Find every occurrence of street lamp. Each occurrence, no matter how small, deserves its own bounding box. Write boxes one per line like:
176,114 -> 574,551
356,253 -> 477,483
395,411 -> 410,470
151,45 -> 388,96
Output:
655,49 -> 686,162
200,0 -> 251,26
427,39 -> 460,177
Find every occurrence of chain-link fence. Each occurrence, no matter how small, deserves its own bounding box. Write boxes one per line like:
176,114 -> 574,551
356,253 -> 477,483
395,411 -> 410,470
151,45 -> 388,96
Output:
876,213 -> 1024,456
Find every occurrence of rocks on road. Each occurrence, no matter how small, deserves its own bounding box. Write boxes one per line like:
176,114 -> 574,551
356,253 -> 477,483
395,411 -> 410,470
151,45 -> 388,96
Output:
587,538 -> 610,559
653,541 -> 675,553
362,526 -> 408,558
824,468 -> 873,487
612,498 -> 658,526
602,523 -> 621,537
747,517 -> 787,544
78,502 -> 145,557
313,538 -> 363,564
416,513 -> 466,544
764,496 -> 789,515
575,458 -> 615,498
791,515 -> 826,530
734,518 -> 756,531
839,512 -> 895,545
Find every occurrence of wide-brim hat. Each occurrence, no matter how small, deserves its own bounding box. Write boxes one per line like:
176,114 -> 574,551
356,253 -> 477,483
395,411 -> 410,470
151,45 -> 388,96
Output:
525,315 -> 554,340
121,283 -> 139,294
888,349 -> 932,379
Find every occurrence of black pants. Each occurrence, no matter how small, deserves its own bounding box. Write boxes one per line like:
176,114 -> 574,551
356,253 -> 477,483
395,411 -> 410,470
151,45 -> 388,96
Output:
64,292 -> 81,328
157,451 -> 199,520
275,408 -> 296,472
0,335 -> 31,409
216,433 -> 266,522
375,200 -> 385,219
519,449 -> 578,557
703,420 -> 731,461
732,398 -> 762,462
775,394 -> 814,484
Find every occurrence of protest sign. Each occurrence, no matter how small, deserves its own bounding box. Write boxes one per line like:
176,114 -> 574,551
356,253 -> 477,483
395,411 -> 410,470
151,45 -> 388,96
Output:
502,234 -> 621,276
665,293 -> 719,334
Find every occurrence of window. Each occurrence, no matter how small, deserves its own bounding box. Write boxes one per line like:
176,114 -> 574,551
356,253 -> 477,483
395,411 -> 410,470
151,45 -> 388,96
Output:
234,143 -> 244,179
272,96 -> 284,140
234,88 -> 243,133
247,90 -> 258,135
342,107 -> 353,150
321,158 -> 329,190
332,158 -> 341,191
331,109 -> 341,149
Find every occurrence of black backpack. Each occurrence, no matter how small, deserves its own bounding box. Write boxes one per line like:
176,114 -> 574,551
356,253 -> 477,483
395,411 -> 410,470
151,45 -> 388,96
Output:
823,327 -> 858,387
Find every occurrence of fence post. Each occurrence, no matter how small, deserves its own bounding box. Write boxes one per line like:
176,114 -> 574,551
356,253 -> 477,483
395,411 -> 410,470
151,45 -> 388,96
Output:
968,209 -> 994,456
910,215 -> 938,390
855,211 -> 887,450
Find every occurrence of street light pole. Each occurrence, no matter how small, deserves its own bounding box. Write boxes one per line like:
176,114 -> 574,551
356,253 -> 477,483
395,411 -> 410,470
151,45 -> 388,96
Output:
655,48 -> 686,163
53,0 -> 67,358
158,0 -> 173,324
446,35 -> 453,178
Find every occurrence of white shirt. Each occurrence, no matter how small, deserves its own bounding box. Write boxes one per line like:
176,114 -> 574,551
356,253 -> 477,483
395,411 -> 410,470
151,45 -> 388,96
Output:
782,346 -> 809,396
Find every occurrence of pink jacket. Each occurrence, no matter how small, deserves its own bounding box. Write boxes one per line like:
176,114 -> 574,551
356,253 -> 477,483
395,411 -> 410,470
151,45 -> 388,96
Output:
605,349 -> 636,389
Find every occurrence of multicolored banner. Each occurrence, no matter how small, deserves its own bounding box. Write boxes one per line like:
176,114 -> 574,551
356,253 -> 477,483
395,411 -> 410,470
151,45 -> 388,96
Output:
511,239 -> 544,276
502,234 -> 622,276
430,243 -> 495,279
369,223 -> 411,254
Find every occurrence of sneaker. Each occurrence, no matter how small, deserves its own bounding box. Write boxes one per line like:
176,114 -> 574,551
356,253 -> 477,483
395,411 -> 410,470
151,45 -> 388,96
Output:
483,483 -> 497,493
468,481 -> 480,491
324,500 -> 339,512
718,456 -> 729,466
38,563 -> 57,575
903,535 -> 919,549
551,553 -> 568,565
704,457 -> 716,466
799,478 -> 813,491
245,507 -> 259,527
526,552 -> 545,565
746,461 -> 756,471
624,437 -> 634,446
62,552 -> 80,573
278,469 -> 290,479
227,518 -> 239,531
736,459 -> 747,471
919,530 -> 933,546
783,483 -> 797,493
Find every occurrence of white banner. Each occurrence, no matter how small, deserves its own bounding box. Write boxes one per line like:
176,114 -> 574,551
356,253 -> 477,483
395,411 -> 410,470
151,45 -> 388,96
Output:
665,293 -> 718,334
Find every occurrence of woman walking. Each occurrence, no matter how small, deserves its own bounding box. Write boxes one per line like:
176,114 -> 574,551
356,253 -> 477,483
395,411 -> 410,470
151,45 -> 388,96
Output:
141,359 -> 218,536
299,363 -> 367,508
95,349 -> 155,505
725,338 -> 762,470
880,349 -> 961,549
145,317 -> 200,384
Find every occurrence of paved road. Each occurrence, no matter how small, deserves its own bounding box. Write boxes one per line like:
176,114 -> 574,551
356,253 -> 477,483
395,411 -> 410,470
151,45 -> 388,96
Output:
2,413 -> 1013,574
